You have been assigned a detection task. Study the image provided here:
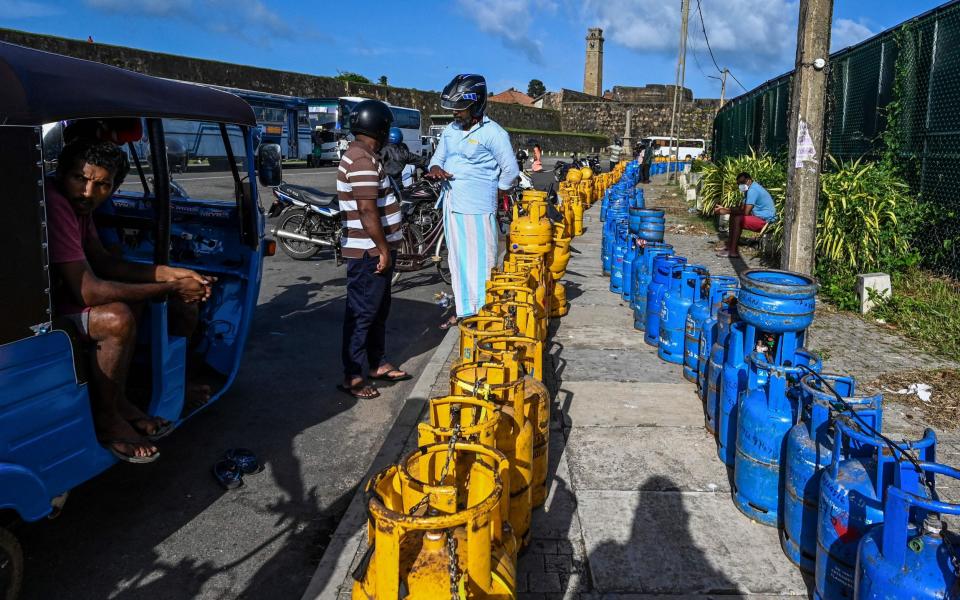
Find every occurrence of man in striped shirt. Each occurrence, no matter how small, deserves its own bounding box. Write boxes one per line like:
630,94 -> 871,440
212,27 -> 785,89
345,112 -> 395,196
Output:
336,100 -> 410,400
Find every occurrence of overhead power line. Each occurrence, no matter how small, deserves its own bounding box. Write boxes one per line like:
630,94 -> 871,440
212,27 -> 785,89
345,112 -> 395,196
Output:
695,0 -> 748,92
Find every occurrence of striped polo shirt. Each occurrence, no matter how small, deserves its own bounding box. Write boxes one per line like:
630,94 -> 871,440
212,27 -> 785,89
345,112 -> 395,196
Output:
336,141 -> 403,259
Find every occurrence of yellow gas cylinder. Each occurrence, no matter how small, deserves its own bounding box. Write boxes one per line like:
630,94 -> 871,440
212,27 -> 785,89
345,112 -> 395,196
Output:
485,283 -> 544,319
572,196 -> 585,236
458,315 -> 516,364
520,189 -> 547,211
551,282 -> 569,317
474,336 -> 550,508
488,270 -> 544,315
508,202 -> 552,256
418,395 -> 501,449
480,299 -> 546,342
503,254 -> 550,314
577,180 -> 594,207
579,166 -> 593,181
549,222 -> 571,281
352,442 -> 516,599
450,362 -> 533,548
565,167 -> 582,184
561,191 -> 576,235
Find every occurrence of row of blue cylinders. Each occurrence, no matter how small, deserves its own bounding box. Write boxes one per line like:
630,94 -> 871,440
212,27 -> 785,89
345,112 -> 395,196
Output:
596,167 -> 956,599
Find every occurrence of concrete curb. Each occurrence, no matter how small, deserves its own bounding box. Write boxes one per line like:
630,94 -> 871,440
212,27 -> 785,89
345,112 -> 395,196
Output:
300,326 -> 459,600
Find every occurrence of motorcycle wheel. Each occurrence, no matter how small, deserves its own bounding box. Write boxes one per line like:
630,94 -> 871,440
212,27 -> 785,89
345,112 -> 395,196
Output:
277,208 -> 322,260
435,236 -> 451,285
0,526 -> 23,600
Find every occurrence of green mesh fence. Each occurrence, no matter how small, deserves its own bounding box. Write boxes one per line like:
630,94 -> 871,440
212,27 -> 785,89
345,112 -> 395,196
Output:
713,0 -> 960,276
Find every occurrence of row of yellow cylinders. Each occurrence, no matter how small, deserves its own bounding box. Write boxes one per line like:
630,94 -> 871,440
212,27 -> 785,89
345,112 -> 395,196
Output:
507,190 -> 573,319
352,166 -> 630,599
353,256 -> 555,599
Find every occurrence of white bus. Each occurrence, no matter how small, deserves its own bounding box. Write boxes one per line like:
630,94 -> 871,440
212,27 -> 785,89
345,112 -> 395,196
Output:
306,96 -> 423,164
642,136 -> 707,160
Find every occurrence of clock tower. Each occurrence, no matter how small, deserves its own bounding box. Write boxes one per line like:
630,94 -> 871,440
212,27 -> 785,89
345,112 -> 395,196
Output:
583,28 -> 604,97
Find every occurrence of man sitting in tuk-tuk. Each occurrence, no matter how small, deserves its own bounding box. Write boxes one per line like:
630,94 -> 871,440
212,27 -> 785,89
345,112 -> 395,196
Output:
47,139 -> 214,463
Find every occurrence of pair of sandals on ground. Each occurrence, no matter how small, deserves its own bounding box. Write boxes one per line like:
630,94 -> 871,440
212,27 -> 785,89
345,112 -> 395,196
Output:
337,364 -> 412,400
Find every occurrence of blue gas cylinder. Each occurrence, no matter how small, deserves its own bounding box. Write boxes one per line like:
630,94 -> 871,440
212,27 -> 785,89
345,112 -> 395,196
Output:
781,373 -> 880,574
639,216 -> 666,243
705,297 -> 737,435
600,189 -> 609,222
733,349 -> 821,526
717,321 -> 750,465
610,222 -> 630,294
632,188 -> 645,209
631,243 -> 673,330
738,269 -> 818,334
702,282 -> 739,435
855,462 -> 960,600
621,237 -> 639,302
659,264 -> 708,365
690,276 -> 738,388
644,256 -> 687,347
601,216 -> 626,276
815,417 -> 937,600
629,208 -> 662,234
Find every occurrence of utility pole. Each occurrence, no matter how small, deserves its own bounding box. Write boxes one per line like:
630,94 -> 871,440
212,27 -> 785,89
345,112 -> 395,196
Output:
719,68 -> 729,107
667,0 -> 691,177
782,0 -> 833,275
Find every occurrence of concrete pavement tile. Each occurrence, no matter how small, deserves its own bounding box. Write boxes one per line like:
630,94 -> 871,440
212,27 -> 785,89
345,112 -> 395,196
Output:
577,490 -> 809,595
566,427 -> 729,492
555,347 -> 685,383
529,571 -> 563,593
560,381 -> 702,428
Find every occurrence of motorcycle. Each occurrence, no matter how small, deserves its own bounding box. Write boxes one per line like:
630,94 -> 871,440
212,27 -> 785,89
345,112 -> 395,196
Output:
269,183 -> 342,261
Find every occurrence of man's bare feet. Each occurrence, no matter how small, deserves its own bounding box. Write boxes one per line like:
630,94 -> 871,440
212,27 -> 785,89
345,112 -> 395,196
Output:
338,376 -> 380,399
116,401 -> 172,439
370,363 -> 412,382
96,415 -> 159,463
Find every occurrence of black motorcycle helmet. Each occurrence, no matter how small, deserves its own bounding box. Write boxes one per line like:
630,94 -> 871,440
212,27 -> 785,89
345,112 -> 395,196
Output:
441,74 -> 487,118
349,100 -> 394,146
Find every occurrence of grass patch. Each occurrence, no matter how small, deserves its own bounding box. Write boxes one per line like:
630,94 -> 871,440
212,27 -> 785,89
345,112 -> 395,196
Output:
871,268 -> 960,361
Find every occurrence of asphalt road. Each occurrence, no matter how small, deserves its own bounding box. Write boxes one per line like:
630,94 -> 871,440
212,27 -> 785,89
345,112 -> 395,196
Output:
15,166 -> 452,599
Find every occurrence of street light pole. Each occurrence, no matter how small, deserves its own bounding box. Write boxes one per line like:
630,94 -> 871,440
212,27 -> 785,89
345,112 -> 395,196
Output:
781,0 -> 834,275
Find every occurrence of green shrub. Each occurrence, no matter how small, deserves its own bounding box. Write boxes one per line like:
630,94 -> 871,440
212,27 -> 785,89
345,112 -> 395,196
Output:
698,150 -> 786,216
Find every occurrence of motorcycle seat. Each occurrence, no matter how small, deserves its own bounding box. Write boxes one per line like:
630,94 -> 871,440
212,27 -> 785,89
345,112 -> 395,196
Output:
283,184 -> 337,207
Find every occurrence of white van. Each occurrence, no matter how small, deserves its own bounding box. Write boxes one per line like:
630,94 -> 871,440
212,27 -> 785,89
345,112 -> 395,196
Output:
642,136 -> 707,160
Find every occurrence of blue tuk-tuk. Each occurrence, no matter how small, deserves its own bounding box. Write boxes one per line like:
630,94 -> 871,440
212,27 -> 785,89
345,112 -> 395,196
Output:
0,42 -> 279,597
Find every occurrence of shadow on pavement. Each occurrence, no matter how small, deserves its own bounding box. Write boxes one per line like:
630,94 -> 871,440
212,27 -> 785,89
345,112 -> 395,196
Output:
587,475 -> 740,595
17,277 -> 444,599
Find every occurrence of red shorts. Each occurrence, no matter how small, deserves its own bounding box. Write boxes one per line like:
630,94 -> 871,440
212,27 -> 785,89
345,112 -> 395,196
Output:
743,215 -> 768,232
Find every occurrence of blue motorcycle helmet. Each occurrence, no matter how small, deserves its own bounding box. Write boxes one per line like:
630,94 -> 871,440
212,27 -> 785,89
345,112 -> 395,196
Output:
387,127 -> 403,145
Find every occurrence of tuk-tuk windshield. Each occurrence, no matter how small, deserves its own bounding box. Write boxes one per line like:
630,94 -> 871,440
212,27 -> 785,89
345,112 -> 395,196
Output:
163,120 -> 246,203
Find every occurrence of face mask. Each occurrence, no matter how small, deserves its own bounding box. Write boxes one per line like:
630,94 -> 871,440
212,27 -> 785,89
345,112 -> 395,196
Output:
738,183 -> 749,193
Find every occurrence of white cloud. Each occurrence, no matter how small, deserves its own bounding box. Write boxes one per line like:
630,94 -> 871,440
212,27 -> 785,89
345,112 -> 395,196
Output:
831,18 -> 874,51
0,0 -> 62,18
582,0 -> 800,76
458,0 -> 555,65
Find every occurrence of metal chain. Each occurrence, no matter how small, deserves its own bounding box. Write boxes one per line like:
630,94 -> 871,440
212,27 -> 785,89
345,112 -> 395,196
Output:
447,528 -> 460,600
408,407 -> 462,516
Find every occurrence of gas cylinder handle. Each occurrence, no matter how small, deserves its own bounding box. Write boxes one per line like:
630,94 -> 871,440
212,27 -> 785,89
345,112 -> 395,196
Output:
880,461 -> 960,569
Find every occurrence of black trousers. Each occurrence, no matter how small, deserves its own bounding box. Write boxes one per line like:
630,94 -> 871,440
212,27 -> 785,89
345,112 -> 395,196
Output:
609,160 -> 618,172
341,250 -> 396,378
642,163 -> 651,182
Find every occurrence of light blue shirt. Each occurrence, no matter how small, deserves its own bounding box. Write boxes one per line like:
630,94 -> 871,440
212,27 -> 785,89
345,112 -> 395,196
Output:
428,116 -> 519,214
745,182 -> 777,222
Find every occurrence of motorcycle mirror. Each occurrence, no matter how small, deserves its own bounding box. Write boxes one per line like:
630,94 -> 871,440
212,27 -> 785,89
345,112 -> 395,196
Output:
257,143 -> 283,187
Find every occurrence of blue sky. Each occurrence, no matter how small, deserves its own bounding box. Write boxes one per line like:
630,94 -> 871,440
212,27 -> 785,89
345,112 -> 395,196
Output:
0,0 -> 948,100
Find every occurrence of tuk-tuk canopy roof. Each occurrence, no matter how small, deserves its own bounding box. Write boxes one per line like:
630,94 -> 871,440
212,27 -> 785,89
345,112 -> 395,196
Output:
0,42 -> 256,127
